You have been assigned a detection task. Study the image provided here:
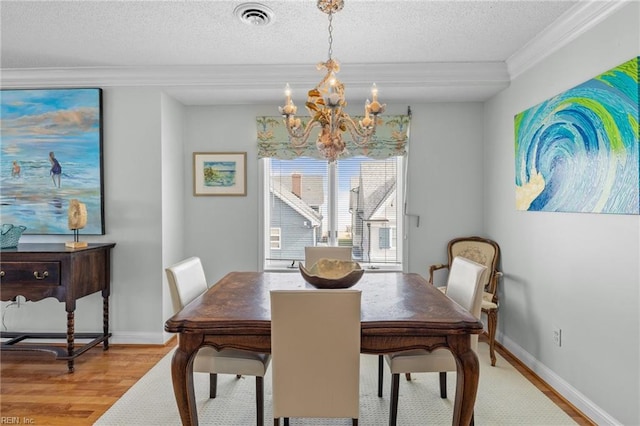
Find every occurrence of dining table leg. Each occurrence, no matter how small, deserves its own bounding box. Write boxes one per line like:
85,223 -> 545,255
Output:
171,333 -> 203,426
448,334 -> 480,426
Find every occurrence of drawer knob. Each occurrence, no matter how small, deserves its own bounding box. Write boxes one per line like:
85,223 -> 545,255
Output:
0,271 -> 4,277
33,271 -> 49,280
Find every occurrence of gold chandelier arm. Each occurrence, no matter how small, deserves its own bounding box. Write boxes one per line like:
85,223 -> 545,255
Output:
341,113 -> 378,146
282,115 -> 322,148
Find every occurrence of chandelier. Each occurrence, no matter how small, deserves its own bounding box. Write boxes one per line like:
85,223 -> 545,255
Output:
279,0 -> 385,162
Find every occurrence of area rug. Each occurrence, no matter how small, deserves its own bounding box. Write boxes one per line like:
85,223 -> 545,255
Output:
96,343 -> 576,425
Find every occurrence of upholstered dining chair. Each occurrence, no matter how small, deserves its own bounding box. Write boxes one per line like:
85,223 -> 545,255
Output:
270,289 -> 362,426
304,246 -> 352,268
165,257 -> 271,426
429,236 -> 502,366
379,256 -> 486,426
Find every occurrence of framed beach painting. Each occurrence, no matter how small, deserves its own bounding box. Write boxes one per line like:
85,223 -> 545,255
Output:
193,152 -> 247,196
0,88 -> 105,234
514,57 -> 639,215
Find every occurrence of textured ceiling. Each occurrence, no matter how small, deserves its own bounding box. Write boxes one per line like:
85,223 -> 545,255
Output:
0,1 -> 620,104
1,0 -> 578,68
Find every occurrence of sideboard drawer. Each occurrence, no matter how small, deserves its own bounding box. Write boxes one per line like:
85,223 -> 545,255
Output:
0,261 -> 61,286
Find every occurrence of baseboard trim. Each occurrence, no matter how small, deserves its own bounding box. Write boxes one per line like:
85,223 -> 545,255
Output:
498,333 -> 621,425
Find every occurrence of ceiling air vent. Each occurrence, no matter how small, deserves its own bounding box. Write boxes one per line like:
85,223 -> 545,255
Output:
234,3 -> 274,26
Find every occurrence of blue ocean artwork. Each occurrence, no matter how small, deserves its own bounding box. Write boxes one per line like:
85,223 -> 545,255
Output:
514,57 -> 639,214
0,88 -> 104,234
203,161 -> 237,187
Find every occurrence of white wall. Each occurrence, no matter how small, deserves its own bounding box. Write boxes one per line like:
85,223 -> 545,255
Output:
405,103 -> 486,273
182,103 -> 485,281
484,2 -> 639,424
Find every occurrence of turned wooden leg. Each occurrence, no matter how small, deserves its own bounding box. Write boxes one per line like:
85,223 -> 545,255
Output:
102,295 -> 110,350
487,308 -> 498,366
66,310 -> 75,373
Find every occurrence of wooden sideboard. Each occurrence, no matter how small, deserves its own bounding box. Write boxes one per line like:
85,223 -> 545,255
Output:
0,243 -> 115,372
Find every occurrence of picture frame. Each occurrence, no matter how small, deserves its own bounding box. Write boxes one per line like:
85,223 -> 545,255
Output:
0,88 -> 105,234
193,152 -> 247,196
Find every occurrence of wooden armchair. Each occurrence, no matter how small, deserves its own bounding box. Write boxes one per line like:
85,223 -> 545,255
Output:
429,236 -> 503,366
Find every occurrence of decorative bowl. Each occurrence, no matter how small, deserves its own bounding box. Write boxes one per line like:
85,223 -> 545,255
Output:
1,224 -> 26,249
299,258 -> 364,289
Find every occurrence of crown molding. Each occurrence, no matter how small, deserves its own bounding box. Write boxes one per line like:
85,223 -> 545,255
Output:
0,62 -> 510,104
0,62 -> 509,88
507,0 -> 630,79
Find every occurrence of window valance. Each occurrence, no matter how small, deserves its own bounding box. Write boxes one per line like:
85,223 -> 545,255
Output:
256,115 -> 410,160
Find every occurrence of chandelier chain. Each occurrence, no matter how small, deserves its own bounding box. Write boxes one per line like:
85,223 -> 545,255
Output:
327,12 -> 334,60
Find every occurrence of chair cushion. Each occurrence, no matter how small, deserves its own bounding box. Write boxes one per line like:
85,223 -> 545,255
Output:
482,299 -> 498,310
444,287 -> 497,310
194,347 -> 270,377
482,290 -> 497,309
385,349 -> 456,374
384,334 -> 479,374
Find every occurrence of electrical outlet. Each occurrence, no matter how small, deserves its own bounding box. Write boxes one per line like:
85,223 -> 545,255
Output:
552,326 -> 562,347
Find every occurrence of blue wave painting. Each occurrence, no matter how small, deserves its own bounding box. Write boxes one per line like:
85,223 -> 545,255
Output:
514,57 -> 639,214
0,88 -> 104,234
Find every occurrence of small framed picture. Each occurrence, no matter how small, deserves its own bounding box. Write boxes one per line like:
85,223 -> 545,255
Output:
193,152 -> 247,196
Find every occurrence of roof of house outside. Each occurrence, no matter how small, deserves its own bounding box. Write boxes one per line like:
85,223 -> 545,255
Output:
271,184 -> 323,226
359,162 -> 397,220
272,175 -> 324,206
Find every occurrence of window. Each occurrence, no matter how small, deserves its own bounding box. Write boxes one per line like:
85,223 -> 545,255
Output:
263,156 -> 404,270
270,228 -> 281,250
256,113 -> 411,271
379,227 -> 394,249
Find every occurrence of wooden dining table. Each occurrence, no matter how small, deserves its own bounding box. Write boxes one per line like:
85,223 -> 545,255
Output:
164,271 -> 483,426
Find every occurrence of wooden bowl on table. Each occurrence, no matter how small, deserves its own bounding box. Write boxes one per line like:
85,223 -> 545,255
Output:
299,258 -> 364,289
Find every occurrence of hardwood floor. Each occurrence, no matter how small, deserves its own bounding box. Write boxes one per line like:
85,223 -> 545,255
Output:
0,339 -> 175,425
0,336 -> 595,425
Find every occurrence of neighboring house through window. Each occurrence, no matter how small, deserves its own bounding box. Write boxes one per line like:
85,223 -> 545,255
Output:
263,156 -> 403,270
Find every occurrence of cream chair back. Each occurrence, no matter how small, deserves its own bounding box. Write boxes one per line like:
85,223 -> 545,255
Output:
446,256 -> 487,320
270,289 -> 361,422
165,256 -> 208,312
304,246 -> 352,268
